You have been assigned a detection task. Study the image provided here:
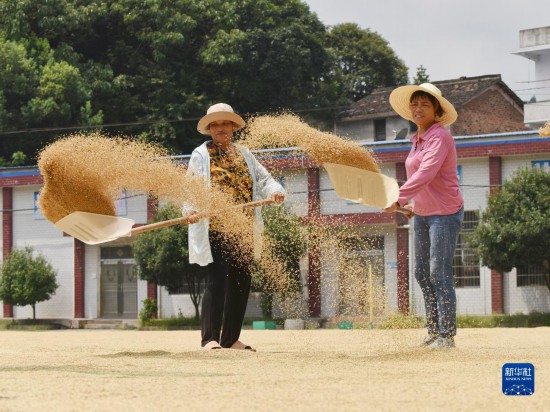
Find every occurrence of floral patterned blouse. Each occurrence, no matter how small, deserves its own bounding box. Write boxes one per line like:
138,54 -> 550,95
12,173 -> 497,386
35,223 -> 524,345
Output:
207,141 -> 253,211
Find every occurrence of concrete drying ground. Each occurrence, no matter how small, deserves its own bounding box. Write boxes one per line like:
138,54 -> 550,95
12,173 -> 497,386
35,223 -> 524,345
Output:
0,328 -> 548,411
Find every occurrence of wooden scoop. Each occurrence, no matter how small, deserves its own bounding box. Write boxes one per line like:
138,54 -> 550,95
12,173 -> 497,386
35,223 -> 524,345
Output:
323,163 -> 413,218
54,199 -> 275,245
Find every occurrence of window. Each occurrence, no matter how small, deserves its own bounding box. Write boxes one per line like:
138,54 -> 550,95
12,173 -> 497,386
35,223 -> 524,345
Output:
374,119 -> 386,141
454,211 -> 480,287
517,264 -> 547,287
101,246 -> 133,260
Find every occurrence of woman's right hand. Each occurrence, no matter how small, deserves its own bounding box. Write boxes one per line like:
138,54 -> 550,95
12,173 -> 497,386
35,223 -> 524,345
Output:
186,211 -> 200,224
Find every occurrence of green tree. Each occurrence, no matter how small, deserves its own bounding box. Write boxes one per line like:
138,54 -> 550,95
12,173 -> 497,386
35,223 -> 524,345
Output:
0,0 -> 334,157
132,203 -> 205,319
21,60 -> 101,127
325,23 -> 408,102
413,65 -> 430,84
256,205 -> 308,317
0,246 -> 59,320
470,167 -> 550,291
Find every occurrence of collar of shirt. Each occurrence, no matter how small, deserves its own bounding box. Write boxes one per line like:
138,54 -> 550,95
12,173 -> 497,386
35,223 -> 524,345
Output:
409,122 -> 443,150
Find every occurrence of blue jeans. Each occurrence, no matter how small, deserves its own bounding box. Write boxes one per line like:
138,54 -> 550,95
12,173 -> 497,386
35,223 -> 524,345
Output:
414,207 -> 464,338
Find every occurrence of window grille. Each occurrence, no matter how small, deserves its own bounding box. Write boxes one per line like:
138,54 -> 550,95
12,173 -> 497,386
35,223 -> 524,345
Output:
517,264 -> 548,287
453,210 -> 480,287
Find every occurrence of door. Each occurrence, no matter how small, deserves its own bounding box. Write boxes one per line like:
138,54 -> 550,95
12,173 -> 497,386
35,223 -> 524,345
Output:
100,260 -> 138,318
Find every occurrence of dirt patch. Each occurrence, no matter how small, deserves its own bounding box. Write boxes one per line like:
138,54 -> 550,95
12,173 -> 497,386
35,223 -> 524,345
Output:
0,328 -> 547,410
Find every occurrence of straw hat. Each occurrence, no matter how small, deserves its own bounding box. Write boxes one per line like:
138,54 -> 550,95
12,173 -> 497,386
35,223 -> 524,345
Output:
389,83 -> 457,126
197,103 -> 245,135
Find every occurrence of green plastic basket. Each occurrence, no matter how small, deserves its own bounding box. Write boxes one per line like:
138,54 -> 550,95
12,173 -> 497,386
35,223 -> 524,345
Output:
252,320 -> 277,330
338,321 -> 353,329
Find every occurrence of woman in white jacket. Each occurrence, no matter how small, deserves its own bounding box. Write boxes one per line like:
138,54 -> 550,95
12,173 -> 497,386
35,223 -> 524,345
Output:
186,103 -> 285,351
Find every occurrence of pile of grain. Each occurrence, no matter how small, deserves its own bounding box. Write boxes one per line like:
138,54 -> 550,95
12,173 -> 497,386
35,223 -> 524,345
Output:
37,133 -> 254,247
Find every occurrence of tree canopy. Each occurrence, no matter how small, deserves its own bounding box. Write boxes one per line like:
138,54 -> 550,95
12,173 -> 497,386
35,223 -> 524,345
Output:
0,0 -> 409,161
470,167 -> 550,291
0,246 -> 59,319
325,23 -> 408,102
131,203 -> 205,318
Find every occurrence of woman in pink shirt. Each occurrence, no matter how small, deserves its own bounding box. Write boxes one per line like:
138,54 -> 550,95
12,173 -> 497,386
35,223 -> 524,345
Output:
386,83 -> 464,348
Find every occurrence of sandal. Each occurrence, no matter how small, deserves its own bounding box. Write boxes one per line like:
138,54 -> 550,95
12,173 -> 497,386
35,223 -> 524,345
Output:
202,341 -> 222,350
230,340 -> 256,352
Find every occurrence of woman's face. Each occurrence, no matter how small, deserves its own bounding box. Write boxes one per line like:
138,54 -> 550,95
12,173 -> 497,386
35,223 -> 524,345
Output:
409,95 -> 438,130
209,120 -> 234,147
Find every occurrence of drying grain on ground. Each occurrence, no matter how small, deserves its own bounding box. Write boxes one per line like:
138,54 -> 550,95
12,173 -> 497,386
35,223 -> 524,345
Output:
0,328 -> 548,411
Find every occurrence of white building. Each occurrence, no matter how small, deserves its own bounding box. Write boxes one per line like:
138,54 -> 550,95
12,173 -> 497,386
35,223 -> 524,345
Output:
512,25 -> 550,128
1,129 -> 549,321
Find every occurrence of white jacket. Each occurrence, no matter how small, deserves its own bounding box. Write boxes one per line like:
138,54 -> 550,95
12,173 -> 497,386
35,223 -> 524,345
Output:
186,141 -> 285,266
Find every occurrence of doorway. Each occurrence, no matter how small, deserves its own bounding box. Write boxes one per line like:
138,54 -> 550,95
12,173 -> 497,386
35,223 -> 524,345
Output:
100,247 -> 137,319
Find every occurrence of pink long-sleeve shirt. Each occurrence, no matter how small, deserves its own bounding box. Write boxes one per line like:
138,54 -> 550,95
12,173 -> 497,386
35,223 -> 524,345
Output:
397,122 -> 463,216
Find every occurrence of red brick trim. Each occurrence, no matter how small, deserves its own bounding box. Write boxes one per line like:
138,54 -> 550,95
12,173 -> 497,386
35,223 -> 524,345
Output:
491,270 -> 504,314
147,193 -> 158,224
396,227 -> 409,314
145,196 -> 158,314
0,175 -> 43,187
307,233 -> 321,317
302,212 -> 397,226
2,187 -> 13,317
457,140 -> 550,159
147,283 -> 158,318
307,168 -> 320,217
307,168 -> 321,317
488,158 -> 504,314
74,239 -> 85,318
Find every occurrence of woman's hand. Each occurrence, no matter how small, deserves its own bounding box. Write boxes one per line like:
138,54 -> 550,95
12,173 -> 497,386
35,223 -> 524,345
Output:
384,202 -> 399,213
385,202 -> 414,218
186,211 -> 200,224
271,192 -> 285,205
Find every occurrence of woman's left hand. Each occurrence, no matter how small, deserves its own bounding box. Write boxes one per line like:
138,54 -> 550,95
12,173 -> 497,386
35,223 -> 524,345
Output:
384,202 -> 399,213
271,192 -> 285,205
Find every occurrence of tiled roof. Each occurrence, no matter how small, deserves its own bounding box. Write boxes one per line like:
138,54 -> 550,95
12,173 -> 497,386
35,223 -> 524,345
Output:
338,74 -> 524,121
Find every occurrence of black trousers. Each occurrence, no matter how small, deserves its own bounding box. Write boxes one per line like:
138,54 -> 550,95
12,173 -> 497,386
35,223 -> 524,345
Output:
201,231 -> 252,348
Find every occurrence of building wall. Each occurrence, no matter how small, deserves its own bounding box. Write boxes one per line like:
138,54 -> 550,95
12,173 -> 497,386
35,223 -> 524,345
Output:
452,90 -> 526,136
535,53 -> 550,92
84,245 -> 100,318
460,158 -> 489,211
2,134 -> 549,320
503,269 -> 550,314
335,117 -> 410,142
280,169 -> 308,217
500,155 -> 550,313
12,185 -> 75,318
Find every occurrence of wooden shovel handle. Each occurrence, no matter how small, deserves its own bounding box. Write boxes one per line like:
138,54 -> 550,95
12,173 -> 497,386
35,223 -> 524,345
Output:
397,206 -> 414,219
130,198 -> 275,236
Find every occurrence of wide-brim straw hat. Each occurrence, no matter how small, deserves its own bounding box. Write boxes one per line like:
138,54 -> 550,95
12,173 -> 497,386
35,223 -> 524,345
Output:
389,83 -> 457,126
197,103 -> 245,135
